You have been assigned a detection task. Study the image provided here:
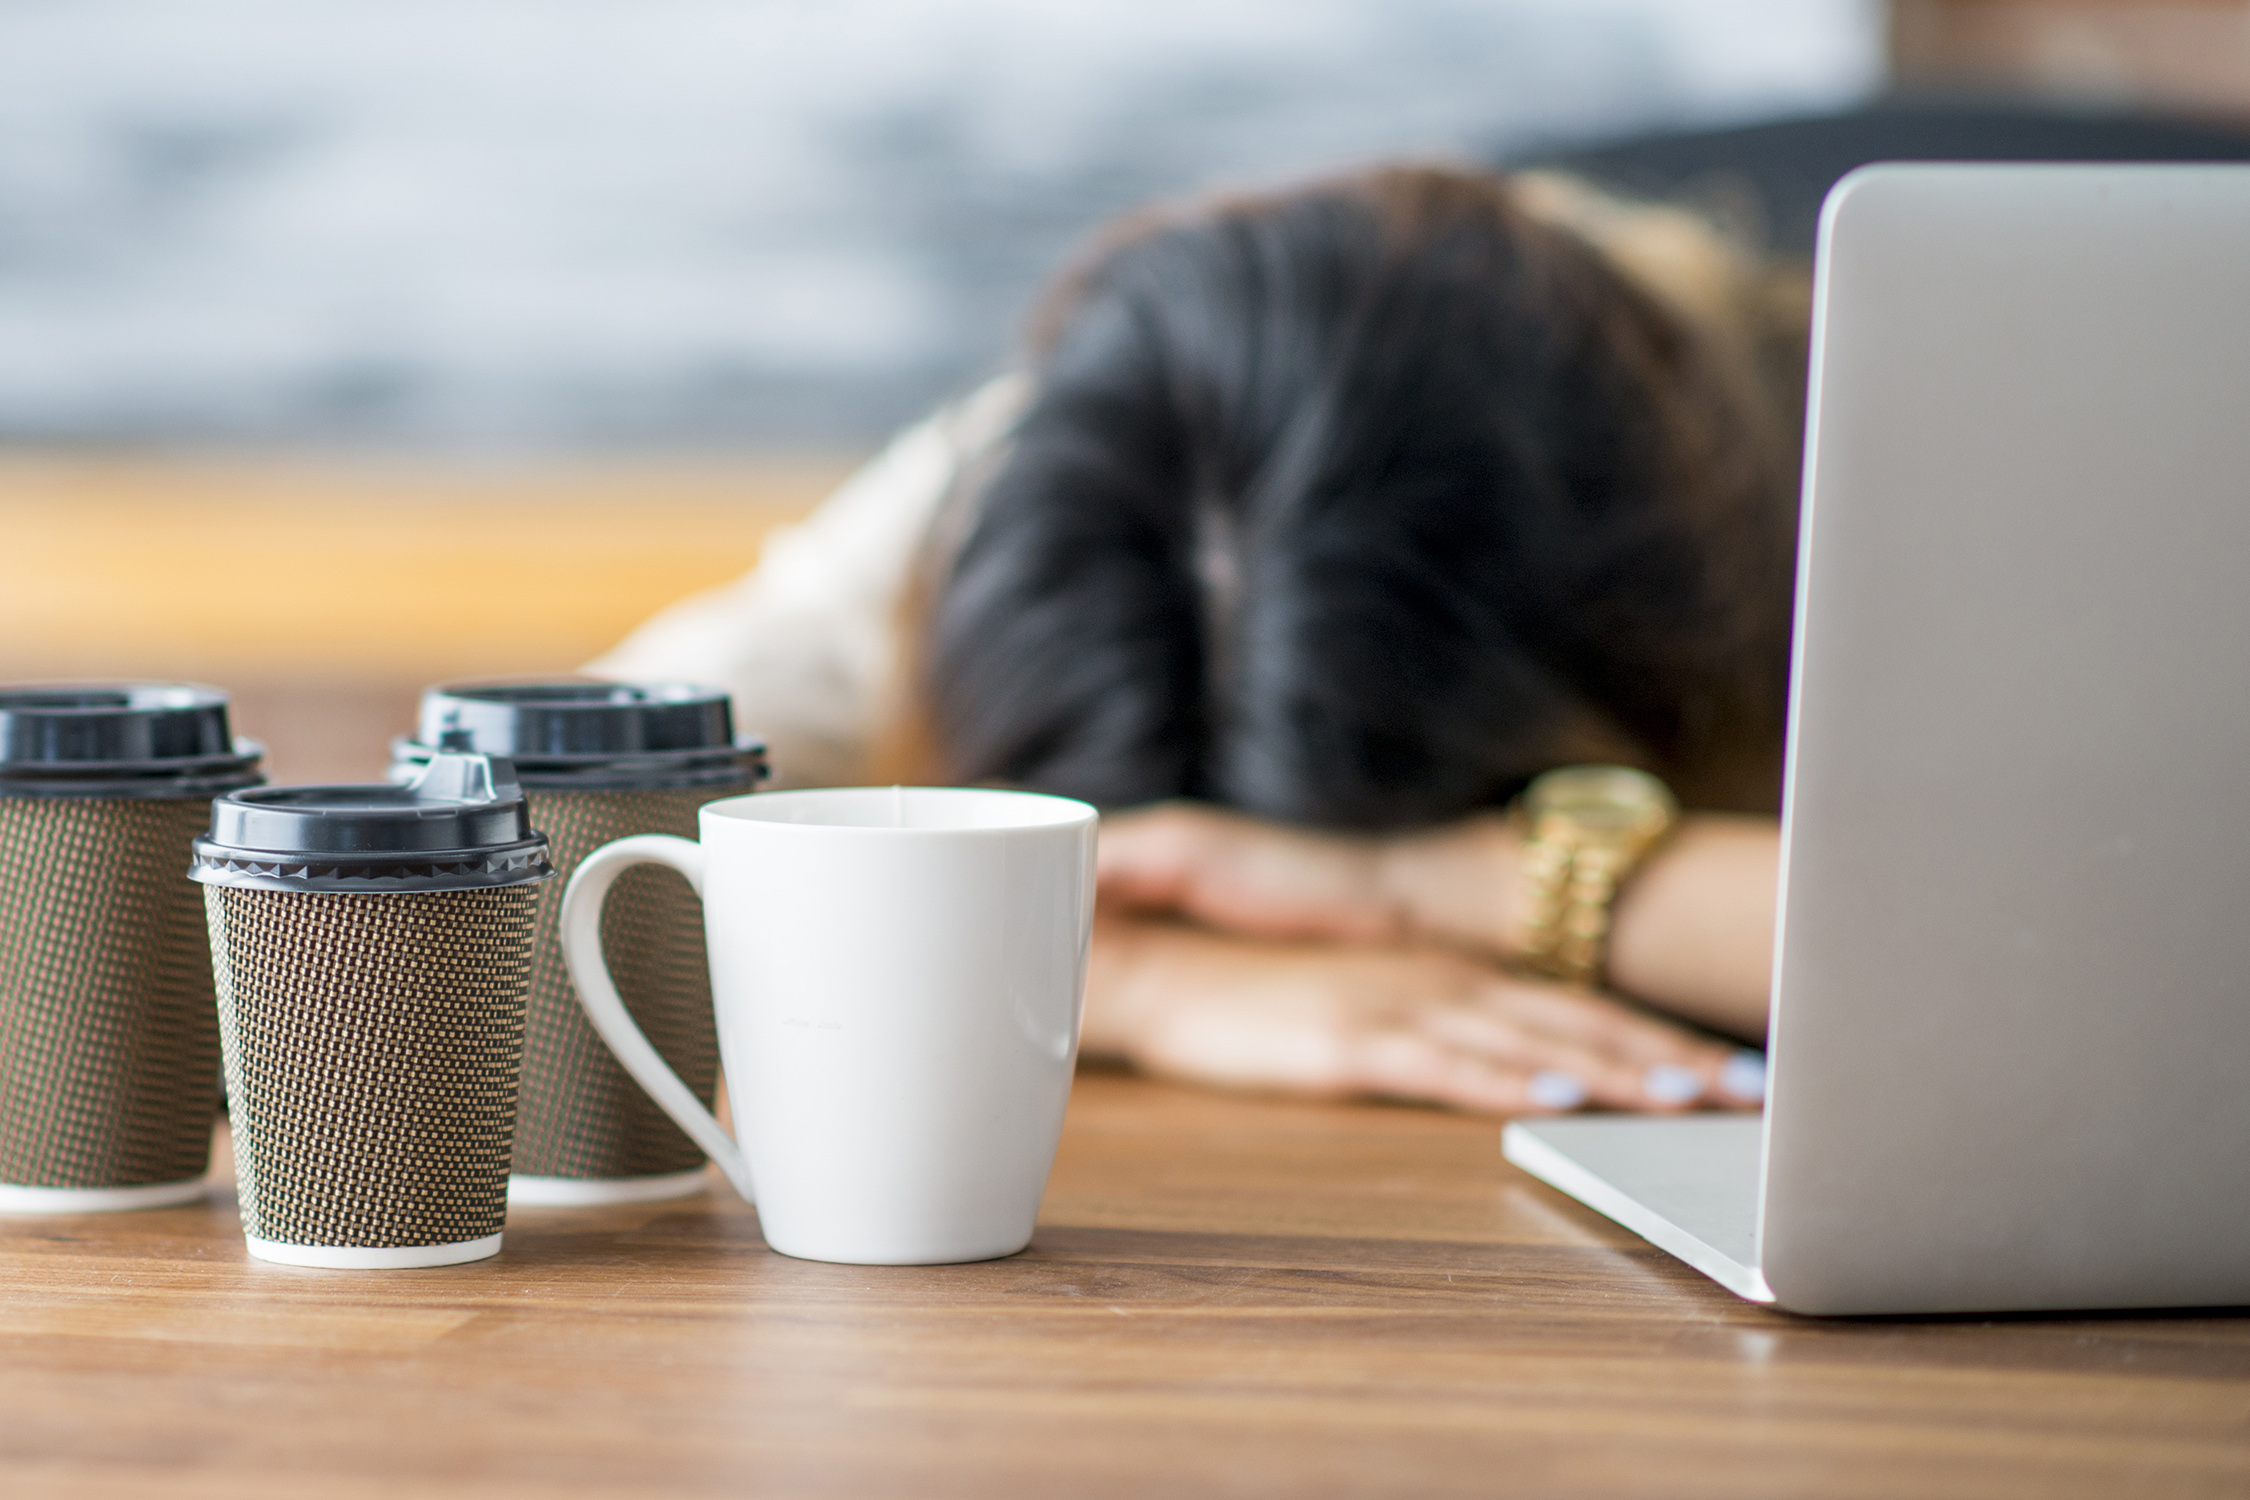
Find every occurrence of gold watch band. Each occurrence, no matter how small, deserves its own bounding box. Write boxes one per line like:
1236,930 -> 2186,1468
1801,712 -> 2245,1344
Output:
1511,766 -> 1678,989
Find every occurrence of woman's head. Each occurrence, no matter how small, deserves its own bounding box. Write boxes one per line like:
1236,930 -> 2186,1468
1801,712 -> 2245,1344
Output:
920,165 -> 1796,830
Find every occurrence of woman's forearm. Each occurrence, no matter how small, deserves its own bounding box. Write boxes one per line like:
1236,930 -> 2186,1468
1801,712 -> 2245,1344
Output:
1600,816 -> 1777,1041
1377,812 -> 1777,1042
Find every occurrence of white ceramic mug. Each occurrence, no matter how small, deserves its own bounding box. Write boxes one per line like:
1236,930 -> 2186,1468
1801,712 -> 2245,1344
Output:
559,785 -> 1097,1265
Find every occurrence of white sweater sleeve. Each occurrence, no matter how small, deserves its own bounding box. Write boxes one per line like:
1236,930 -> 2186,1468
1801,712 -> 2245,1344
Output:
584,375 -> 1031,788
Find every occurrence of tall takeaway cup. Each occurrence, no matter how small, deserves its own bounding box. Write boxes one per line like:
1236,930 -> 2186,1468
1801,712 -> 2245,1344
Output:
0,682 -> 262,1212
192,751 -> 552,1268
560,787 -> 1097,1265
395,680 -> 767,1206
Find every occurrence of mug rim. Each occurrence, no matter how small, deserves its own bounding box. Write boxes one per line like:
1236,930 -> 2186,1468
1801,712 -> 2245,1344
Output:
700,784 -> 1096,834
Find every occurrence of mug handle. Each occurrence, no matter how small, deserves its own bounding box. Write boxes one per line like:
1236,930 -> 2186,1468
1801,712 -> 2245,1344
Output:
559,835 -> 753,1201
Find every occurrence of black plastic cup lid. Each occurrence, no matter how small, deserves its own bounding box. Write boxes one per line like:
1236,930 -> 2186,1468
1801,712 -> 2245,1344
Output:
0,681 -> 264,799
395,678 -> 767,791
190,751 -> 552,894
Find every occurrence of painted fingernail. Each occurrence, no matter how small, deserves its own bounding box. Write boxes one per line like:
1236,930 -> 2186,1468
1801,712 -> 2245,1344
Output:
1642,1063 -> 1705,1106
1526,1070 -> 1589,1111
1720,1050 -> 1768,1103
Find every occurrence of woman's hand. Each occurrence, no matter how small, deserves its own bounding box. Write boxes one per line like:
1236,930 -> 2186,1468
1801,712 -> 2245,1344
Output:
1100,800 -> 1779,1043
1083,912 -> 1759,1115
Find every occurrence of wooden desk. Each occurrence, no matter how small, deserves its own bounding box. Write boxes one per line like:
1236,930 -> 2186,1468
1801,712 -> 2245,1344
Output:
2,1071 -> 2245,1499
0,529 -> 2246,1495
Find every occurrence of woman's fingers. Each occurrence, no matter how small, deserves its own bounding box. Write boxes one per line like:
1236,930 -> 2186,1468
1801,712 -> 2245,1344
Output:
1488,976 -> 1723,1064
1412,1004 -> 1665,1111
1440,974 -> 1754,1110
1342,1027 -> 1605,1115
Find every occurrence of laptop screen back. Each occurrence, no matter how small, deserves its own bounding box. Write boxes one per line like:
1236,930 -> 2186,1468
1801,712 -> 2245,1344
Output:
1764,164 -> 2250,1315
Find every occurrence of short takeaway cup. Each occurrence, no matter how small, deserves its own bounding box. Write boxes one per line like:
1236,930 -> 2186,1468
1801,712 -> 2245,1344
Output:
393,680 -> 765,1206
191,750 -> 552,1268
0,682 -> 263,1213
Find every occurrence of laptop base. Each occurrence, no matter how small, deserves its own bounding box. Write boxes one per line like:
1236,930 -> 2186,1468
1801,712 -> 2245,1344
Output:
1502,1115 -> 1773,1304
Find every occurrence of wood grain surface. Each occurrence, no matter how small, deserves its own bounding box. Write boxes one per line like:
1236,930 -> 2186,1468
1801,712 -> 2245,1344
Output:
3,473 -> 2247,1497
3,1070 -> 2246,1500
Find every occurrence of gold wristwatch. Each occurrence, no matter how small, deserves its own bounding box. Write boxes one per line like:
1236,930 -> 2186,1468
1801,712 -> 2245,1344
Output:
1512,766 -> 1678,989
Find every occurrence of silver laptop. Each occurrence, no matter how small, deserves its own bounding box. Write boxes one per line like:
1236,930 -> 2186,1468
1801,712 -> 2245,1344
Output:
1504,164 -> 2250,1317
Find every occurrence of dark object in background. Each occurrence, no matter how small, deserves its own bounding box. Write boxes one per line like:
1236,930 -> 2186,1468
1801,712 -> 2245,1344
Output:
1514,94 -> 2250,260
396,680 -> 767,1205
0,682 -> 262,1212
193,749 -> 553,1267
1514,94 -> 2250,539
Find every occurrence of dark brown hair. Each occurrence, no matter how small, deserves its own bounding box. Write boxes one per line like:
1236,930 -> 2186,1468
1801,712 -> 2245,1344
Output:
920,165 -> 1796,828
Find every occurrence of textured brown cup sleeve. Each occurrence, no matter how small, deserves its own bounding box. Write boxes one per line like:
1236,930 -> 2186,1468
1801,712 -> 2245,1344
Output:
208,884 -> 536,1250
0,797 -> 221,1190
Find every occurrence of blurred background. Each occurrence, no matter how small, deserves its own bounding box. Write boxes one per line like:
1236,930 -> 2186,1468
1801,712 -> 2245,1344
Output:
4,0 -> 2248,779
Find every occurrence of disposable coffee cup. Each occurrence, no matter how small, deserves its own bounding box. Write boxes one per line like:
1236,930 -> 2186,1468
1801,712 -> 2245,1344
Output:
393,679 -> 766,1207
191,750 -> 552,1268
0,682 -> 263,1213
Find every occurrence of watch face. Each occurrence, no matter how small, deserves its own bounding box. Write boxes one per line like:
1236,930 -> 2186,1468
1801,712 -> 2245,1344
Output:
1526,766 -> 1677,836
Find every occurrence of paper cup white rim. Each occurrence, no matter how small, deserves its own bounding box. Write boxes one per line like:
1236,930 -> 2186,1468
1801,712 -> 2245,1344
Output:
243,1232 -> 503,1269
507,1168 -> 709,1206
0,1178 -> 207,1214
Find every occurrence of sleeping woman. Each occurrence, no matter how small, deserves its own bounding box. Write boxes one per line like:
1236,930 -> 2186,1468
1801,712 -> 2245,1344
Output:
590,164 -> 1805,1116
